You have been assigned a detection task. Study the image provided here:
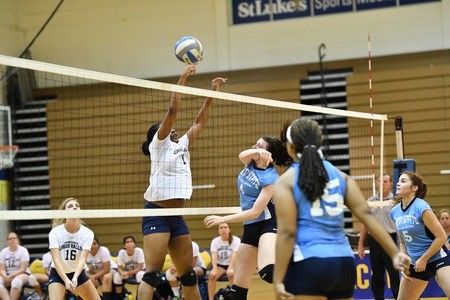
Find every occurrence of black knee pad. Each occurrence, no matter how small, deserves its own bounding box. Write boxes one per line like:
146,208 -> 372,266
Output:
179,269 -> 197,286
142,271 -> 174,299
229,284 -> 248,300
259,264 -> 274,283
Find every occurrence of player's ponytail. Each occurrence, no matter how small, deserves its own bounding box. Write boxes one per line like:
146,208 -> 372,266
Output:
287,118 -> 328,202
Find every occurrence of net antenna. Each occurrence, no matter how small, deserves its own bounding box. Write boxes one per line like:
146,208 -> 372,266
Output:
367,33 -> 386,199
0,105 -> 18,169
318,43 -> 329,159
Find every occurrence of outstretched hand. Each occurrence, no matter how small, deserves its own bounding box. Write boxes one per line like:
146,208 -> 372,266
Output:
211,77 -> 227,91
204,215 -> 225,228
181,64 -> 196,78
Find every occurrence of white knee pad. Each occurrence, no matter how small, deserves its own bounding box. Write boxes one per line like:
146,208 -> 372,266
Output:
11,277 -> 25,291
136,271 -> 145,283
113,272 -> 123,285
28,274 -> 39,287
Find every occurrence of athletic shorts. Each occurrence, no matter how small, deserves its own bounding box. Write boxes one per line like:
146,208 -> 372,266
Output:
216,264 -> 229,270
284,257 -> 355,299
408,255 -> 450,281
142,201 -> 189,237
241,218 -> 276,247
48,268 -> 89,286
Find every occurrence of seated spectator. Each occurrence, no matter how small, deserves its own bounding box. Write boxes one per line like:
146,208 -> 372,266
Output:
113,236 -> 145,298
208,223 -> 240,300
28,251 -> 52,299
0,232 -> 30,300
86,237 -> 113,300
165,241 -> 208,300
438,208 -> 450,249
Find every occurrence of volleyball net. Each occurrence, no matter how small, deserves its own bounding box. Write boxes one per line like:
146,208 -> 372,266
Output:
0,54 -> 387,220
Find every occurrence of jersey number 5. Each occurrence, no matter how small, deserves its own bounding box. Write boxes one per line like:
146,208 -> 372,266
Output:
64,249 -> 77,260
310,178 -> 344,217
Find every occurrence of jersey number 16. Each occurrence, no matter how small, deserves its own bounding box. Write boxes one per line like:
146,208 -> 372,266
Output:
64,249 -> 77,260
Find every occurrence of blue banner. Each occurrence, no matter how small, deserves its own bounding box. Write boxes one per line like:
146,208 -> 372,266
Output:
231,0 -> 440,24
355,0 -> 396,11
354,253 -> 445,299
232,0 -> 311,24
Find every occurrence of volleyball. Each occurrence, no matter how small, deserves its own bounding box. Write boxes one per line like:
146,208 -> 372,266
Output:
174,36 -> 203,64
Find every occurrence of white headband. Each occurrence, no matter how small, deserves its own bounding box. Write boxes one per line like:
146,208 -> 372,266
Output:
286,125 -> 293,144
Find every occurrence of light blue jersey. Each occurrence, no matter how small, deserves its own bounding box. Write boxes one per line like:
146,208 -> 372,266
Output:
237,164 -> 278,225
291,161 -> 353,262
390,197 -> 448,264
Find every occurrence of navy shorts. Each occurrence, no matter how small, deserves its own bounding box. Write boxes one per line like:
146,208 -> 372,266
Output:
241,218 -> 277,247
217,264 -> 229,270
408,255 -> 450,281
142,201 -> 189,237
284,257 -> 356,298
48,268 -> 89,286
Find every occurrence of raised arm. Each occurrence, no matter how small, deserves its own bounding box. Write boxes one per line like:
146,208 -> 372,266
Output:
158,64 -> 196,140
238,148 -> 273,167
186,77 -> 227,143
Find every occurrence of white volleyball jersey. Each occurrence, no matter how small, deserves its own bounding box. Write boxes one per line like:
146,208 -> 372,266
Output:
210,236 -> 241,266
48,224 -> 94,274
117,247 -> 145,271
86,246 -> 112,273
144,134 -> 192,201
42,251 -> 52,272
192,241 -> 206,269
0,245 -> 30,275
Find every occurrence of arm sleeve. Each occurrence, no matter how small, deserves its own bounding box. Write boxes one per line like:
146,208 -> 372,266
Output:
82,228 -> 95,250
117,250 -> 124,265
210,237 -> 218,252
417,199 -> 432,219
136,248 -> 145,264
192,242 -> 200,257
231,237 -> 241,251
101,247 -> 112,263
48,228 -> 59,249
20,247 -> 30,262
180,134 -> 189,148
259,168 -> 278,187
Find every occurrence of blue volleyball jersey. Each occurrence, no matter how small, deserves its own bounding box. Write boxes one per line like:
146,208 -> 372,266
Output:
390,197 -> 448,264
291,161 -> 353,262
237,164 -> 278,225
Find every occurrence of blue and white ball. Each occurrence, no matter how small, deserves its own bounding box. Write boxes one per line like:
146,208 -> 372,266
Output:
174,36 -> 203,64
